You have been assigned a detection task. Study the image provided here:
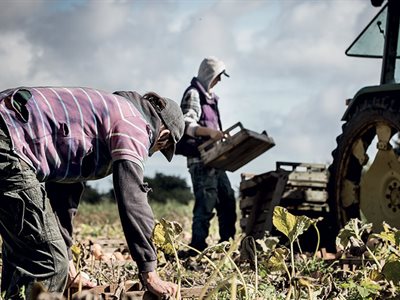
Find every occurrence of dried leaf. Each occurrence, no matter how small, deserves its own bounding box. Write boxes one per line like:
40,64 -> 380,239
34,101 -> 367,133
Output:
152,219 -> 182,256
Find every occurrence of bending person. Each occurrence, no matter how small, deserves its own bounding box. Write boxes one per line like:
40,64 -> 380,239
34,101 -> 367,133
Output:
0,87 -> 184,299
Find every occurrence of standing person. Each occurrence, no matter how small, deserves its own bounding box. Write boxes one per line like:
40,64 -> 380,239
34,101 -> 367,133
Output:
177,57 -> 237,258
0,87 -> 183,299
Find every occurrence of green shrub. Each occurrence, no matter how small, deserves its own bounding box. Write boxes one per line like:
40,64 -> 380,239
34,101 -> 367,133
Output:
81,184 -> 112,204
81,173 -> 194,204
145,172 -> 194,204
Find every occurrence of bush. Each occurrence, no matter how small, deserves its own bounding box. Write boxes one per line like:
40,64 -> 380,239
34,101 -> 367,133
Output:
81,184 -> 112,204
81,173 -> 194,204
145,172 -> 194,204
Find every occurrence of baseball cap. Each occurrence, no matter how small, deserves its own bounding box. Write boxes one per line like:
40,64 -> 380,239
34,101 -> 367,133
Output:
144,92 -> 185,161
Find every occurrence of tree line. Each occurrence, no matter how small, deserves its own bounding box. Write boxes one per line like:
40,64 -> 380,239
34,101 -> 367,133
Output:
81,172 -> 194,204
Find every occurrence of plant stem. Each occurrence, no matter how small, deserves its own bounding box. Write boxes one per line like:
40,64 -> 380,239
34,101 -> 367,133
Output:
250,237 -> 258,296
312,224 -> 320,261
230,275 -> 237,300
204,275 -> 234,300
290,241 -> 295,279
177,241 -> 224,279
225,248 -> 248,299
365,245 -> 382,271
165,229 -> 182,297
285,285 -> 293,300
199,238 -> 241,300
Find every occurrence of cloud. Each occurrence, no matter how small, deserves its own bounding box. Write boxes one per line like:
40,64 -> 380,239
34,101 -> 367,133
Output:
0,0 -> 386,192
0,32 -> 34,85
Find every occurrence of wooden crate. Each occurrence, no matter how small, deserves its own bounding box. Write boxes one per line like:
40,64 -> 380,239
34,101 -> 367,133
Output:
239,170 -> 288,239
276,161 -> 330,212
239,162 -> 332,248
274,161 -> 334,252
198,122 -> 275,172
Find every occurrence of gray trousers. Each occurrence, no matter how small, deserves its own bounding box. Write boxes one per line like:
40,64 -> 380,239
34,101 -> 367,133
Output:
0,119 -> 68,299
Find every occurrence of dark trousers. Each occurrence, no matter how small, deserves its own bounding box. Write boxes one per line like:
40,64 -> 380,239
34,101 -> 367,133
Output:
0,119 -> 68,299
188,162 -> 236,251
45,181 -> 84,261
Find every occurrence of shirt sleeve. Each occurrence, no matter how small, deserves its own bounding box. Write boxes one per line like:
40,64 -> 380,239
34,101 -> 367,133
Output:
181,89 -> 201,137
109,116 -> 150,172
112,159 -> 157,272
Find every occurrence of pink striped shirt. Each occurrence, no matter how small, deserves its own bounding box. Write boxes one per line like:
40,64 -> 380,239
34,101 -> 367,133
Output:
0,87 -> 151,182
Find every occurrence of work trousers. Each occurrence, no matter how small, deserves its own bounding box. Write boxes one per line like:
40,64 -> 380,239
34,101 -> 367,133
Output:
188,162 -> 236,251
0,118 -> 68,299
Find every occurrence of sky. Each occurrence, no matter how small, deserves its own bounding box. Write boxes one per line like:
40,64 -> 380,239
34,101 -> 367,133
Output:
0,0 -> 384,194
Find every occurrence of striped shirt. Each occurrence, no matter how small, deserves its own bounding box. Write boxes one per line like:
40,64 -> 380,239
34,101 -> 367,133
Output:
0,87 -> 151,182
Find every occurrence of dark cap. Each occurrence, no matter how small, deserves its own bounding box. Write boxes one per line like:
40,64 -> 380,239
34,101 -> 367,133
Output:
143,92 -> 185,161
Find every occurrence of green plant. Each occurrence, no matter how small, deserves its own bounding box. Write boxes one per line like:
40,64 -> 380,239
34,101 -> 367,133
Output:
336,218 -> 382,270
272,206 -> 320,300
66,202 -> 400,299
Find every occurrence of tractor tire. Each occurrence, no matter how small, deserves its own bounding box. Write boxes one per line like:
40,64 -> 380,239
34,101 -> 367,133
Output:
328,93 -> 400,236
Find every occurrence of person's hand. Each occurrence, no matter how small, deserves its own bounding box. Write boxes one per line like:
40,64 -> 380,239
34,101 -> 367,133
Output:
208,128 -> 224,141
67,260 -> 96,289
141,271 -> 178,299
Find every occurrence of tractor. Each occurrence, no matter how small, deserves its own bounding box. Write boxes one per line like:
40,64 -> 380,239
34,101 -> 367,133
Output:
236,0 -> 400,252
328,0 -> 400,236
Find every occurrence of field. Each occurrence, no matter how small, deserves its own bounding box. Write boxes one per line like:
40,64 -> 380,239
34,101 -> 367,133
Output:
67,201 -> 400,300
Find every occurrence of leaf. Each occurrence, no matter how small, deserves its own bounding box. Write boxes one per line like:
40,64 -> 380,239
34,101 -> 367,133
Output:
152,222 -> 174,255
341,280 -> 357,289
272,206 -> 313,243
375,231 -> 396,245
160,218 -> 183,242
336,218 -> 372,249
374,221 -> 399,246
382,260 -> 400,284
71,243 -> 82,261
357,286 -> 371,298
298,277 -> 313,289
267,248 -> 288,272
368,269 -> 384,282
361,278 -> 381,292
256,237 -> 279,253
153,222 -> 167,245
273,206 -> 296,239
356,278 -> 381,298
152,219 -> 183,256
395,231 -> 400,248
204,241 -> 230,253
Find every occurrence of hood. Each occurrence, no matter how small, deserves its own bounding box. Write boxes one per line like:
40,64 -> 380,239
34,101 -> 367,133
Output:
197,57 -> 228,92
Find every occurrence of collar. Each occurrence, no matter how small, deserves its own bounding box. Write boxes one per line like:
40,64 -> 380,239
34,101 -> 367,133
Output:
191,78 -> 219,104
